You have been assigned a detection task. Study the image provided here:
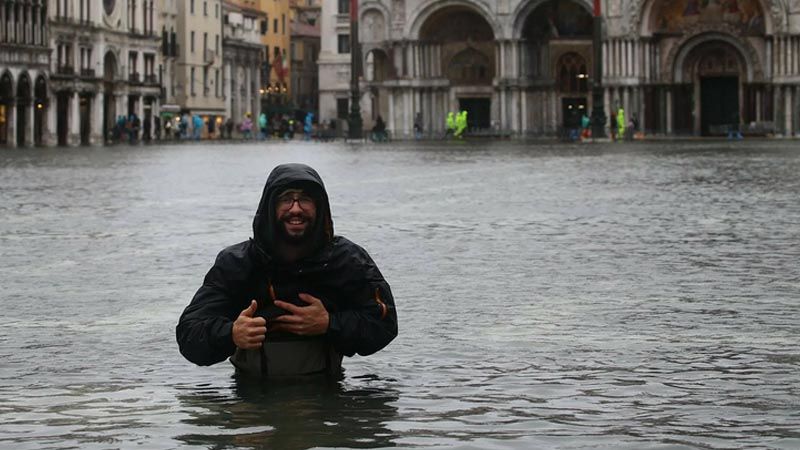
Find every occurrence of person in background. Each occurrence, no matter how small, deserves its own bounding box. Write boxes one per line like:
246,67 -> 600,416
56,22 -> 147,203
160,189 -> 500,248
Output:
176,163 -> 398,378
413,112 -> 423,140
580,112 -> 591,141
241,113 -> 253,140
444,112 -> 455,139
259,113 -> 268,140
372,115 -> 387,142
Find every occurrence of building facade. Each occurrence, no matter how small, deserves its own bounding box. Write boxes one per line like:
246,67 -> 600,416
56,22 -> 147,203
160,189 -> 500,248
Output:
176,0 -> 226,135
260,0 -> 291,112
159,0 -> 181,128
0,0 -> 50,147
222,0 -> 264,125
290,0 -> 321,117
319,0 -> 800,138
50,0 -> 162,146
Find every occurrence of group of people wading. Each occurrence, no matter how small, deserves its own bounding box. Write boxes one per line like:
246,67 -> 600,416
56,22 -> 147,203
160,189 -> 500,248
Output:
573,107 -> 641,142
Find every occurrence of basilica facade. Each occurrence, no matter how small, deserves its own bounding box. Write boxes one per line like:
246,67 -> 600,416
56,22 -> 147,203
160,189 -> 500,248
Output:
318,0 -> 800,137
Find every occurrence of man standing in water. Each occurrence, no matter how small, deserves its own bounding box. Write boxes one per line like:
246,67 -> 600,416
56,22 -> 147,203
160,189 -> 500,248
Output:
176,163 -> 398,378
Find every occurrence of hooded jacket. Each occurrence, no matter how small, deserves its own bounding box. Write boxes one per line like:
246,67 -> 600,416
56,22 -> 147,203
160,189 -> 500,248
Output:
176,164 -> 398,376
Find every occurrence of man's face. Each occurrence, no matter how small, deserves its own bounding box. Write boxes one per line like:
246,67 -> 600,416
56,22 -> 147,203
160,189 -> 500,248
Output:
275,189 -> 317,241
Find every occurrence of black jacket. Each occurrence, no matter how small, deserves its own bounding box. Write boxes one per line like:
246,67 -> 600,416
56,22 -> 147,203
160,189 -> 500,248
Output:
176,164 -> 398,367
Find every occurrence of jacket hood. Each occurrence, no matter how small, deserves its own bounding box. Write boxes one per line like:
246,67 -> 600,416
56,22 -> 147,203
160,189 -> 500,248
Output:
252,163 -> 334,260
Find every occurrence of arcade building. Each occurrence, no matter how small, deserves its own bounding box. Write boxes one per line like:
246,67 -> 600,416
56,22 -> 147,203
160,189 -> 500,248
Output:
318,0 -> 800,138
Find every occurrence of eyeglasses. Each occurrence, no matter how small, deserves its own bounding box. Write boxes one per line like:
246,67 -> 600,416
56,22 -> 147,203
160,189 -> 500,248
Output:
276,192 -> 315,210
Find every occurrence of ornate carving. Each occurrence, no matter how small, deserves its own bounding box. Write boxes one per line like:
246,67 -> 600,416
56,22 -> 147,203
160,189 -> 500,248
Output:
362,10 -> 387,43
392,0 -> 405,22
662,24 -> 764,82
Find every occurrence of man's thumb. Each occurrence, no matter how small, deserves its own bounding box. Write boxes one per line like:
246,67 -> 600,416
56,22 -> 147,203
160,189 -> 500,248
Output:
241,300 -> 258,317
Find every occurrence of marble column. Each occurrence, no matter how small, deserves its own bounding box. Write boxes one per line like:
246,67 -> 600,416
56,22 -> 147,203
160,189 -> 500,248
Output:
43,99 -> 56,146
6,101 -> 16,147
388,89 -> 395,133
785,86 -> 793,136
68,93 -> 80,146
666,88 -> 673,134
92,92 -> 104,145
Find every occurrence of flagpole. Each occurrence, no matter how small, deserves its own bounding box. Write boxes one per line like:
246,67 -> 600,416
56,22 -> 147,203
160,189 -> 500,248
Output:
348,0 -> 363,140
591,0 -> 607,139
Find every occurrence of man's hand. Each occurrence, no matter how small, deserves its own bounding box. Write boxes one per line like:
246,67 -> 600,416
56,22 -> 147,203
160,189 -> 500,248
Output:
271,293 -> 330,336
232,300 -> 267,349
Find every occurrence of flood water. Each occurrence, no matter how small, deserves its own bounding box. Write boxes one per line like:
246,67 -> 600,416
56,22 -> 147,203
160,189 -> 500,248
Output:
1,140 -> 799,449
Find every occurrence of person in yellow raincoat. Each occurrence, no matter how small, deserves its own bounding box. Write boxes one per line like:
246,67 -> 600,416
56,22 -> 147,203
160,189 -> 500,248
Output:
454,111 -> 468,138
444,112 -> 456,139
617,108 -> 626,141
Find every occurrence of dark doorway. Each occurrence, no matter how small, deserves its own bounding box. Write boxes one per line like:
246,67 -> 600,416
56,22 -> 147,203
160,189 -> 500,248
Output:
16,75 -> 31,147
0,73 -> 11,145
57,92 -> 70,146
79,94 -> 91,145
458,98 -> 490,130
701,76 -> 738,136
561,97 -> 586,129
34,76 -> 47,146
672,84 -> 694,135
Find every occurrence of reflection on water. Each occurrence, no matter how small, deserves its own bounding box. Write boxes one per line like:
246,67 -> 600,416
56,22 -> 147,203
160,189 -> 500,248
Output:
1,140 -> 799,449
176,378 -> 398,450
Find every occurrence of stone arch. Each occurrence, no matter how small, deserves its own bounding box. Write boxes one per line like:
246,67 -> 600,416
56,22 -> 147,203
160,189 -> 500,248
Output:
365,48 -> 391,82
33,74 -> 48,105
667,30 -> 762,83
447,47 -> 492,85
511,0 -> 593,39
360,3 -> 390,43
0,71 -> 12,145
555,52 -> 589,93
406,0 -> 500,39
634,0 -> 776,37
33,74 -> 48,146
103,50 -> 119,81
16,72 -> 31,103
0,71 -> 14,103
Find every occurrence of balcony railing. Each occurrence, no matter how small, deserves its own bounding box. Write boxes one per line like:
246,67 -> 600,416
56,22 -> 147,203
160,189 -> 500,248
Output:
80,68 -> 96,78
129,72 -> 140,83
56,65 -> 74,75
144,74 -> 157,84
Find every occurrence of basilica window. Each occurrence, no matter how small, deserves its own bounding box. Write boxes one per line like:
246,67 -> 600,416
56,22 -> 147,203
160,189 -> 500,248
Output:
557,52 -> 588,93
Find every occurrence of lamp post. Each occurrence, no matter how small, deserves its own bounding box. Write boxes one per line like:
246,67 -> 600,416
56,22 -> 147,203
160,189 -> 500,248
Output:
590,0 -> 607,139
348,0 -> 363,139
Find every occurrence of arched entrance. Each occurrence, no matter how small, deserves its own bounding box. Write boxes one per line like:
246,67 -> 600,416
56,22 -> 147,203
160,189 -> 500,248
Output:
519,0 -> 593,134
557,52 -> 589,129
16,73 -> 31,147
103,51 -> 118,142
419,5 -> 495,131
679,40 -> 746,135
643,0 -> 767,135
0,72 -> 12,145
34,76 -> 47,146
365,48 -> 390,125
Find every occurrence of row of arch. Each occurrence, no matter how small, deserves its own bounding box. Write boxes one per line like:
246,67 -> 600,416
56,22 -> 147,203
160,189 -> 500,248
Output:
347,0 -> 786,136
0,71 -> 49,147
360,0 -> 780,42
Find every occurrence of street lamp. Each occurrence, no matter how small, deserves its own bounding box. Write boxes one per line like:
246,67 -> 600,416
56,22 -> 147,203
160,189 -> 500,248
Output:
590,0 -> 607,139
348,0 -> 363,139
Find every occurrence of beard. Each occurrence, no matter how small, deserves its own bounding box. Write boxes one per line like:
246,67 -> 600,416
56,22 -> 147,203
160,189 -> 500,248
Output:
277,210 -> 317,244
